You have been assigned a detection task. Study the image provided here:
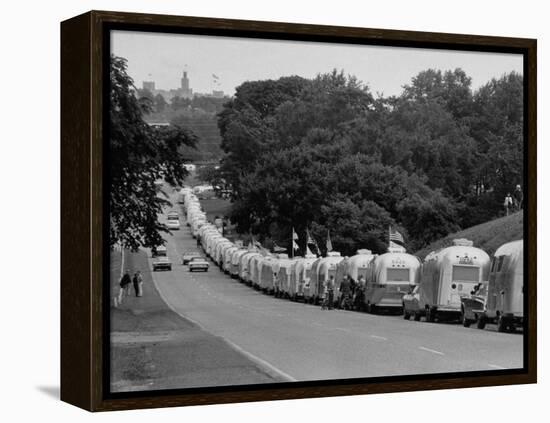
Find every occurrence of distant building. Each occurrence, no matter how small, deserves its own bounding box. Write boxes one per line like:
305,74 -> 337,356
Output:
140,70 -> 230,102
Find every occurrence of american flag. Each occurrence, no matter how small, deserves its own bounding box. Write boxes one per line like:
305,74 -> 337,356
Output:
306,229 -> 319,255
389,226 -> 404,244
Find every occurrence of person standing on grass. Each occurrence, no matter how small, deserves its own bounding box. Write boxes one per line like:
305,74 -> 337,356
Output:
513,184 -> 523,210
118,269 -> 132,303
504,193 -> 514,216
133,270 -> 143,297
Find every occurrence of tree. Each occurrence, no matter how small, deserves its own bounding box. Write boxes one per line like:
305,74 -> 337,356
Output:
109,55 -> 197,251
154,93 -> 167,113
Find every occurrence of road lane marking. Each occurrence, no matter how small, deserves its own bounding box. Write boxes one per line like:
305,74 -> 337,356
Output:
370,335 -> 387,341
488,364 -> 507,370
418,346 -> 445,356
334,327 -> 350,332
151,270 -> 297,383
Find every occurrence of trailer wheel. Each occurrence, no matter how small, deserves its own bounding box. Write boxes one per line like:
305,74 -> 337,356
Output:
461,308 -> 471,327
477,315 -> 487,329
413,311 -> 421,321
425,307 -> 436,323
403,307 -> 411,320
497,315 -> 509,333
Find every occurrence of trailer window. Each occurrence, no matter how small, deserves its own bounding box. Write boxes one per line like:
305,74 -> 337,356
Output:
452,265 -> 480,282
496,256 -> 505,272
386,268 -> 409,282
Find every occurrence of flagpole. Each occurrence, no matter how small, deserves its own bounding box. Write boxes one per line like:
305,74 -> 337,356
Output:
291,227 -> 294,259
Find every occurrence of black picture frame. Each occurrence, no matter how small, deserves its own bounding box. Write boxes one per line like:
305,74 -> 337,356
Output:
61,10 -> 537,411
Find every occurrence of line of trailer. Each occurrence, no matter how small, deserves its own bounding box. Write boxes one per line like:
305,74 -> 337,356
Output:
179,187 -> 524,335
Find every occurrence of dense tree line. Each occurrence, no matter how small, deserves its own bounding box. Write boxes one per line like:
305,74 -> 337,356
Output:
110,56 -> 197,250
211,69 -> 523,255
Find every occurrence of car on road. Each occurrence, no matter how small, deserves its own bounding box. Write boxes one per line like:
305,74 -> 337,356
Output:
152,245 -> 167,257
182,251 -> 202,265
166,219 -> 181,230
166,211 -> 181,230
153,256 -> 172,271
167,211 -> 179,220
188,257 -> 209,272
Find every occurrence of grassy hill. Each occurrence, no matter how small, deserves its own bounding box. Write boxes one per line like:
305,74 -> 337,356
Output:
414,211 -> 524,259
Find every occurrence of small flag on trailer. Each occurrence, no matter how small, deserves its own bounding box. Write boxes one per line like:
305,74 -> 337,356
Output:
389,226 -> 404,244
326,230 -> 333,253
306,228 -> 320,255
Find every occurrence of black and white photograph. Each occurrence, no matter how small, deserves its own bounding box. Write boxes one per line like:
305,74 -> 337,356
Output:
108,29 -> 526,394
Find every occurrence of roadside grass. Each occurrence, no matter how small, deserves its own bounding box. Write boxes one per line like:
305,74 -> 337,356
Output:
200,197 -> 232,221
110,249 -> 123,299
414,210 -> 524,259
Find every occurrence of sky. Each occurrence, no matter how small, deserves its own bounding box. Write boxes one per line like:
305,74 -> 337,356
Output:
111,30 -> 523,98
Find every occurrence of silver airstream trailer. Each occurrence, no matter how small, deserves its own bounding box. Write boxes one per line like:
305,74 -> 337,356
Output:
259,256 -> 278,293
408,239 -> 489,322
478,240 -> 523,332
222,246 -> 240,273
334,249 -> 376,305
215,241 -> 234,267
230,249 -> 249,278
304,252 -> 344,304
272,255 -> 296,298
292,254 -> 318,301
365,246 -> 421,313
249,255 -> 264,288
239,251 -> 261,284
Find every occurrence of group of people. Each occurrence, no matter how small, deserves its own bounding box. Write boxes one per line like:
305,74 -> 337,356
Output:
504,184 -> 523,216
118,269 -> 144,304
321,274 -> 366,310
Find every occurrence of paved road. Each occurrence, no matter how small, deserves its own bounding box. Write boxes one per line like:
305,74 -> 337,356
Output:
149,198 -> 523,384
110,250 -> 280,392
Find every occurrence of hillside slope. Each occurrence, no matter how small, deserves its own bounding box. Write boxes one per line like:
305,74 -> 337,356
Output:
414,211 -> 524,259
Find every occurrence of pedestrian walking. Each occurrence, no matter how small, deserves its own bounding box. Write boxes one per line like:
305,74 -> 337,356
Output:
133,270 -> 143,297
197,234 -> 201,248
503,193 -> 514,216
327,275 -> 335,310
321,280 -> 329,310
354,275 -> 366,310
118,269 -> 132,304
339,275 -> 352,309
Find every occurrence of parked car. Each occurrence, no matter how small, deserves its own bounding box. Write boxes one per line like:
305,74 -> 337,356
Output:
153,256 -> 172,271
167,211 -> 179,220
402,285 -> 422,320
152,245 -> 167,257
188,257 -> 209,272
182,251 -> 202,265
460,283 -> 487,327
166,219 -> 181,230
